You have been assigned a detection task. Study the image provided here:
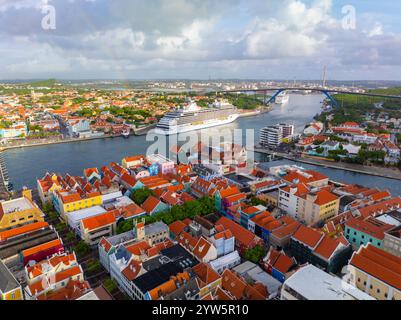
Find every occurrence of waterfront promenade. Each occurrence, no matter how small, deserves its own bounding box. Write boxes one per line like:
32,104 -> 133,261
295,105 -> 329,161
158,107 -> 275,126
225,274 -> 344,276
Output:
252,147 -> 401,181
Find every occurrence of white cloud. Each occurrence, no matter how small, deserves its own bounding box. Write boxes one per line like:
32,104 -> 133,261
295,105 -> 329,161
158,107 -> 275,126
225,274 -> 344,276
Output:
1,0 -> 401,79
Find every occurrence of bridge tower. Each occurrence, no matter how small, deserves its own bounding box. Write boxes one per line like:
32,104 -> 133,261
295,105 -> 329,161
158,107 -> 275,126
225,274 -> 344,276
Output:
322,65 -> 327,88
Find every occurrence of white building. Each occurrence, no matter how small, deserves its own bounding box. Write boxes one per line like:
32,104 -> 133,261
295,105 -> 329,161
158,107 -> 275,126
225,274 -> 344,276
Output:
260,123 -> 294,148
281,264 -> 375,300
209,250 -> 241,274
67,206 -> 107,232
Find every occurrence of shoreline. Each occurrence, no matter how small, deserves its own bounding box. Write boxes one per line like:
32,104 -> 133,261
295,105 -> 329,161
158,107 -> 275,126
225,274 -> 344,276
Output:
252,147 -> 401,181
0,124 -> 159,151
0,107 -> 268,152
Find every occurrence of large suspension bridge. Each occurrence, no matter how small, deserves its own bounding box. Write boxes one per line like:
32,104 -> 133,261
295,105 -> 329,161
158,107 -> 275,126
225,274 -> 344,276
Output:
208,86 -> 401,108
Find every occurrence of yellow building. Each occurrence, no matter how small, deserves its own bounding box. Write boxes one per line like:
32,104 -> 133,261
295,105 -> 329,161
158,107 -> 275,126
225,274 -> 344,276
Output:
0,260 -> 23,300
122,155 -> 145,169
54,190 -> 103,220
279,184 -> 339,226
192,263 -> 222,298
0,192 -> 45,231
346,243 -> 401,300
37,173 -> 62,205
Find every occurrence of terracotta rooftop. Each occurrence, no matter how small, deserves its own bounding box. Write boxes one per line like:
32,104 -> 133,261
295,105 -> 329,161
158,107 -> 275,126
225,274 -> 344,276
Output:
350,244 -> 401,291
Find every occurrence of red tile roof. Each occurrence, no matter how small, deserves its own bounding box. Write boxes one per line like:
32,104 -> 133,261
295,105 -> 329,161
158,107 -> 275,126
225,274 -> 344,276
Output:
81,211 -> 116,232
357,197 -> 401,219
193,263 -> 221,286
141,196 -> 161,214
216,217 -> 259,247
193,237 -> 213,260
346,217 -> 394,240
168,220 -> 187,236
350,244 -> 401,291
292,225 -> 323,248
313,236 -> 342,260
0,221 -> 49,242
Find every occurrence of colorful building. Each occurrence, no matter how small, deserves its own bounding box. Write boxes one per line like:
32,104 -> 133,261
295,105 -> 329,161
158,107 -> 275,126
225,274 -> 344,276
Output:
0,192 -> 45,231
53,189 -> 103,220
80,211 -> 117,245
344,217 -> 394,250
346,243 -> 401,300
0,260 -> 23,300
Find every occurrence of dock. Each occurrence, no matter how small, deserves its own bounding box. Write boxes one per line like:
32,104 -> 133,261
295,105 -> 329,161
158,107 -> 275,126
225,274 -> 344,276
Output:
0,151 -> 12,193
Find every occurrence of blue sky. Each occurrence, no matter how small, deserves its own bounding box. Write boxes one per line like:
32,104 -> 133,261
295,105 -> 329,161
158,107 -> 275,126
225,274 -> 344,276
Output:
0,0 -> 401,80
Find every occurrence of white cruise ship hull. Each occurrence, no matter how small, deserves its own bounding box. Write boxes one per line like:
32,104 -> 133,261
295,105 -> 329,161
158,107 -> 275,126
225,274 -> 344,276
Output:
275,94 -> 289,104
155,114 -> 239,135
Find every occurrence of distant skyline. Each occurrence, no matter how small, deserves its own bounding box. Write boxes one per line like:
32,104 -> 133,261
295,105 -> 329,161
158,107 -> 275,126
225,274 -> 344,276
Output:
1,1 -> 401,80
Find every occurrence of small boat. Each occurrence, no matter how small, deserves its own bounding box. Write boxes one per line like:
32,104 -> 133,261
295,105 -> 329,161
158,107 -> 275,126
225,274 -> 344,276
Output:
122,130 -> 130,139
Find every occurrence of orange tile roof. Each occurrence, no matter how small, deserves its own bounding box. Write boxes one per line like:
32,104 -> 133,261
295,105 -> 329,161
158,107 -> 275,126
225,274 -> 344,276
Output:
148,271 -> 191,300
22,239 -> 63,258
346,217 -> 394,240
283,170 -> 328,185
124,155 -> 144,163
219,186 -> 240,198
242,206 -> 261,215
193,237 -> 213,260
193,263 -> 221,286
99,238 -> 112,253
272,252 -> 295,274
126,240 -> 151,256
60,192 -> 81,204
358,197 -> 401,218
313,236 -> 342,260
225,193 -> 247,203
168,220 -> 187,236
54,265 -> 83,283
216,217 -> 259,247
350,244 -> 401,291
221,269 -> 247,300
141,196 -> 161,214
0,221 -> 49,242
313,189 -> 339,206
292,225 -> 323,248
122,260 -> 142,281
81,211 -> 116,232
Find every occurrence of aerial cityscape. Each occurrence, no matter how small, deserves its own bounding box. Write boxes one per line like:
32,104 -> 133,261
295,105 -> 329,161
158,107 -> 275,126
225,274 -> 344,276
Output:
1,0 -> 401,308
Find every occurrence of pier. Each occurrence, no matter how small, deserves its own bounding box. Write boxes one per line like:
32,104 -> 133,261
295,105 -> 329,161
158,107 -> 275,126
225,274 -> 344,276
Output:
0,151 -> 12,193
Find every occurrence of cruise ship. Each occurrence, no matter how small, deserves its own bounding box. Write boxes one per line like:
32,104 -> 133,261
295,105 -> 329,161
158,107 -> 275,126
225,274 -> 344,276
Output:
155,100 -> 239,135
275,91 -> 290,104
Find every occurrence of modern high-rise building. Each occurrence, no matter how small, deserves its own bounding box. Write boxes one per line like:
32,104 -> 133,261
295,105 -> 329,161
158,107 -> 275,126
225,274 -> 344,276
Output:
260,123 -> 294,148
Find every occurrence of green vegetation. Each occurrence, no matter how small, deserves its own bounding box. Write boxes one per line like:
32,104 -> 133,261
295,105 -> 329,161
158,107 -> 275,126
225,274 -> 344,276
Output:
103,278 -> 118,293
117,196 -> 215,234
244,245 -> 266,263
316,88 -> 401,125
223,93 -> 261,110
315,147 -> 324,154
249,196 -> 267,207
55,222 -> 67,232
28,79 -> 58,87
86,259 -> 102,274
73,241 -> 91,256
0,120 -> 13,129
130,188 -> 154,205
66,231 -> 76,242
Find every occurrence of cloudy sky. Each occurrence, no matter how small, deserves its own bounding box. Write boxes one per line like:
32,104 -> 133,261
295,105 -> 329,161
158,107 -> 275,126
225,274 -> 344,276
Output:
0,0 -> 400,80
